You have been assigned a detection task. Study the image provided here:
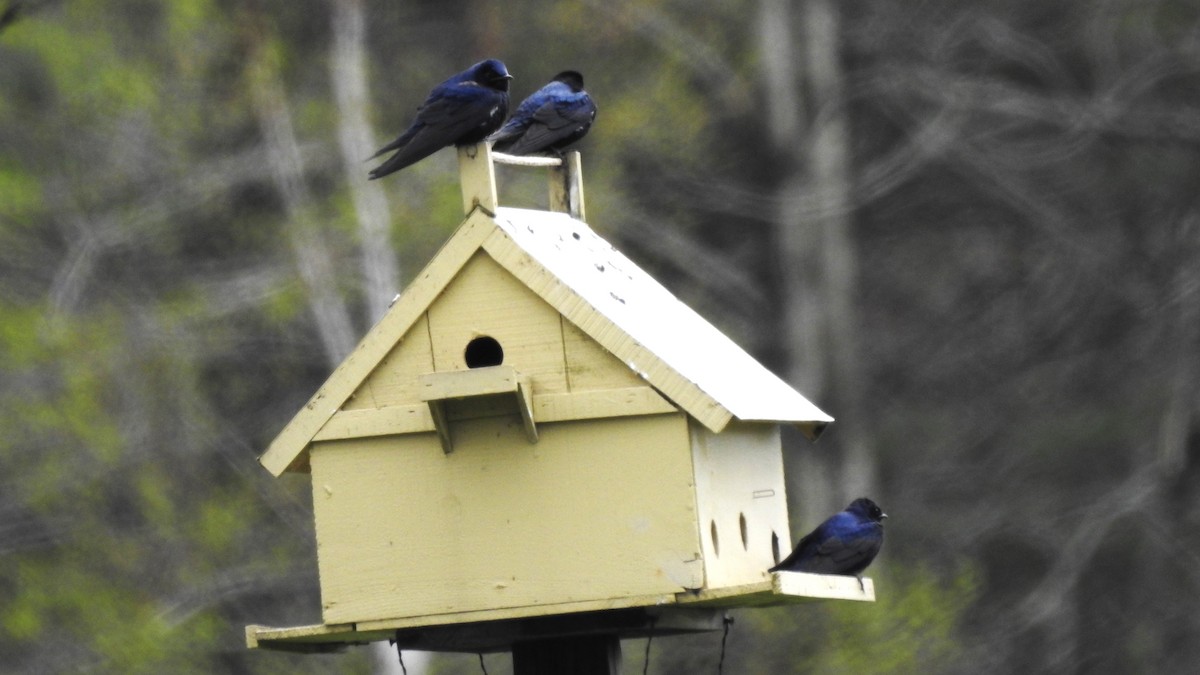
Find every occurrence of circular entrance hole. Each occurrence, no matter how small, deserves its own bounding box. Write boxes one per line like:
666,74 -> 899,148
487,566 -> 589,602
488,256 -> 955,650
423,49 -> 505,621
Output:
464,336 -> 504,368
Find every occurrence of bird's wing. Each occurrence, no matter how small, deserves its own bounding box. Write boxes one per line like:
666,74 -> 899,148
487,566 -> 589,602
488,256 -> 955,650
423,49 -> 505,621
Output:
803,530 -> 881,575
501,96 -> 595,155
487,112 -> 530,146
369,85 -> 505,179
768,528 -> 820,572
769,513 -> 882,575
368,122 -> 423,161
415,84 -> 504,130
488,92 -> 549,148
540,96 -> 597,129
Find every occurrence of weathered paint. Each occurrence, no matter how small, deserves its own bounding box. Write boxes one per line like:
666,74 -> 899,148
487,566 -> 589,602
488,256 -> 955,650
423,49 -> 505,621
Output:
689,420 -> 792,589
249,145 -> 855,656
309,413 -> 703,625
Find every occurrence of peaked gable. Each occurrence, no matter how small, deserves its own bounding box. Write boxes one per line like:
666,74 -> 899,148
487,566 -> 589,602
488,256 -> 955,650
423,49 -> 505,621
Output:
260,207 -> 831,476
482,207 -> 832,433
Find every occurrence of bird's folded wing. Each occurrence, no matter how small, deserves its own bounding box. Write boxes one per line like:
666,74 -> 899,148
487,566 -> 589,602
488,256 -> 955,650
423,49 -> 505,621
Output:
539,98 -> 595,129
818,535 -> 877,564
502,100 -> 592,154
414,88 -> 499,129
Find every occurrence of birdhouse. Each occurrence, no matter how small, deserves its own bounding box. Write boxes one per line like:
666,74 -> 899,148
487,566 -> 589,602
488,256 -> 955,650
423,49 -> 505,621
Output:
247,146 -> 873,656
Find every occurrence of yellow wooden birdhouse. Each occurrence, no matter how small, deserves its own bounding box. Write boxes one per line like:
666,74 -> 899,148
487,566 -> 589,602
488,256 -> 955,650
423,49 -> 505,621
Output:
247,146 -> 872,655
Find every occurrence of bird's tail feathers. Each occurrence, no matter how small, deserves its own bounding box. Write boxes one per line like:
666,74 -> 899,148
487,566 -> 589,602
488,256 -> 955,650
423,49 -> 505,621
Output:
485,130 -> 512,147
367,127 -> 419,162
366,143 -> 398,162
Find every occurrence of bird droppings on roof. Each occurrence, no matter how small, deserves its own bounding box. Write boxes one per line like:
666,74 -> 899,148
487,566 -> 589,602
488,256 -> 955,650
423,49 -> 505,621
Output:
490,206 -> 832,426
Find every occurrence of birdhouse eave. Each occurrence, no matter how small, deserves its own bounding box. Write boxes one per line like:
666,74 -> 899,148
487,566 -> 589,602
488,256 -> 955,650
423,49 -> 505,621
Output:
259,152 -> 831,479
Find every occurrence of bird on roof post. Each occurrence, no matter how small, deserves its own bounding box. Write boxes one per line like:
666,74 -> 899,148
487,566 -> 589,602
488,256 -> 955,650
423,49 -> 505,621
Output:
487,70 -> 596,156
368,59 -> 513,180
769,497 -> 886,590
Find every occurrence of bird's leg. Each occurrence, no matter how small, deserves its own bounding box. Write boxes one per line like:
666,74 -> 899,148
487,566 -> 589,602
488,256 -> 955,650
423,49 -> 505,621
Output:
856,575 -> 865,593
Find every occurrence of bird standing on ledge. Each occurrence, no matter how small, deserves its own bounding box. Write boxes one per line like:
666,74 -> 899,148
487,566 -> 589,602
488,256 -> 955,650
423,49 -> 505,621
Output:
488,70 -> 596,156
770,497 -> 886,579
368,59 -> 512,180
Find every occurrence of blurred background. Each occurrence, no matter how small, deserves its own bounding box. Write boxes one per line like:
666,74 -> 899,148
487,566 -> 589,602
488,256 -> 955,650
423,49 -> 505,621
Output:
3,0 -> 1199,673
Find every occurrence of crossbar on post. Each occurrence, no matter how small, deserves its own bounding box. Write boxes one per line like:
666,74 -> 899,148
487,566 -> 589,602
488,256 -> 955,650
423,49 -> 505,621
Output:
492,152 -> 563,167
459,144 -> 586,221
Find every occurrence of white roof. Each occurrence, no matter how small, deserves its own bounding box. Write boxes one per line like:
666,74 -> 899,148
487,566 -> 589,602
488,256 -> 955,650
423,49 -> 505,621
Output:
491,207 -> 832,430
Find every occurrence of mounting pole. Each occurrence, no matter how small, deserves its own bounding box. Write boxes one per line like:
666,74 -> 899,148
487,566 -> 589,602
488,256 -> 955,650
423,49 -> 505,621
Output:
512,635 -> 621,675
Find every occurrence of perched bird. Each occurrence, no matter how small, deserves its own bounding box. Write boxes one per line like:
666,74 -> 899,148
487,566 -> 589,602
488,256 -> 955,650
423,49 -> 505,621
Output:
769,497 -> 886,579
368,59 -> 512,180
487,70 -> 596,156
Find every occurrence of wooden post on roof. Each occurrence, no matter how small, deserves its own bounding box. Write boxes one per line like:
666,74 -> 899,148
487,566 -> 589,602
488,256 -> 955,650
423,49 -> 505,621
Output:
513,635 -> 621,675
548,150 -> 586,221
458,143 -> 498,216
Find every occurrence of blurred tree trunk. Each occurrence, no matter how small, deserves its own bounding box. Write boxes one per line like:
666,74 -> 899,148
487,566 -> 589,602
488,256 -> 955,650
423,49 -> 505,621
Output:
249,38 -> 357,368
329,3 -> 417,671
329,0 -> 400,325
759,0 -> 876,527
758,0 -> 832,524
468,0 -> 505,58
1141,212 -> 1200,672
801,0 -> 876,502
1156,215 -> 1200,475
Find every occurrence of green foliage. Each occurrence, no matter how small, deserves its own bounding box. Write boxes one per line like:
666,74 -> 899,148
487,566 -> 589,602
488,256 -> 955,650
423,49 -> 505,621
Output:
6,4 -> 156,117
0,163 -> 42,219
801,565 -> 977,674
639,563 -> 978,675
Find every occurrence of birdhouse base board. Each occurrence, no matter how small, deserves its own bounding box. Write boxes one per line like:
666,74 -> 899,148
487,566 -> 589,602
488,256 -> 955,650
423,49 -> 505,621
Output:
247,606 -> 726,654
246,573 -> 872,654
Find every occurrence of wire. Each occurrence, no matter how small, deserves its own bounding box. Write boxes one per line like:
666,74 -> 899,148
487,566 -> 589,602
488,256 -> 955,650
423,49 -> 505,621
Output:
717,614 -> 734,675
392,637 -> 407,675
479,652 -> 489,675
643,613 -> 658,675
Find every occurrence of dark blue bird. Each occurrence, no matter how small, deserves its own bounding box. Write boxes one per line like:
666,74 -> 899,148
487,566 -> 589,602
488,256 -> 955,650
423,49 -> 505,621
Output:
487,70 -> 596,156
769,497 -> 886,578
368,59 -> 512,180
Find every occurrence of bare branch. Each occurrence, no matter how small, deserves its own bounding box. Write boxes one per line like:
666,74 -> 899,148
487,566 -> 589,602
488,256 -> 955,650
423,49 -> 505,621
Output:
250,47 -> 357,367
328,0 -> 400,324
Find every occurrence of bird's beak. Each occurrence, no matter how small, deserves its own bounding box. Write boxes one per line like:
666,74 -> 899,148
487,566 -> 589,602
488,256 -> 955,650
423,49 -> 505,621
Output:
502,74 -> 514,80
881,513 -> 889,520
